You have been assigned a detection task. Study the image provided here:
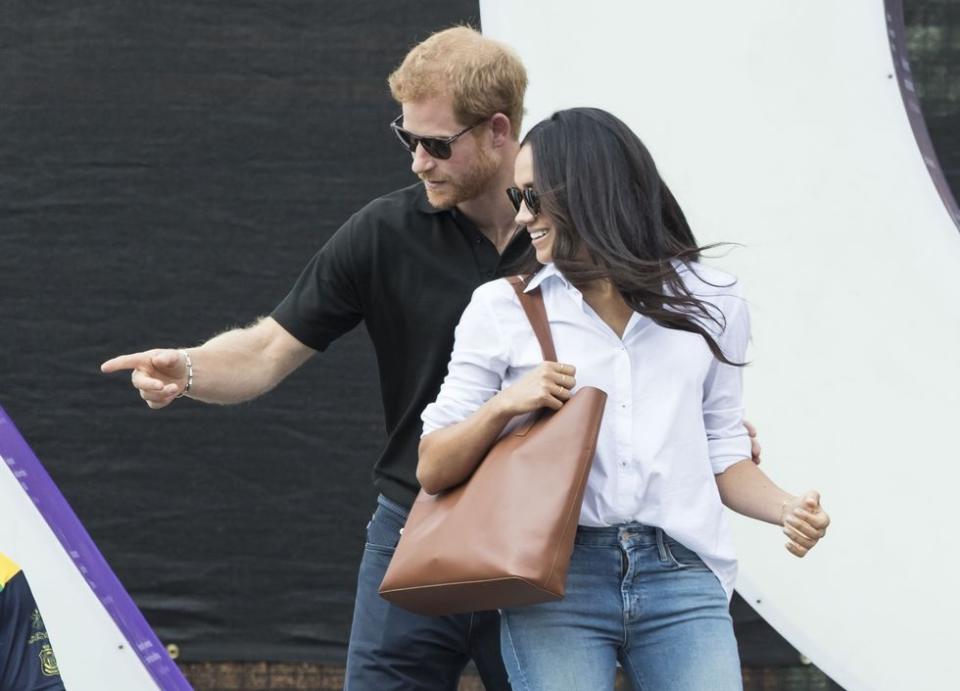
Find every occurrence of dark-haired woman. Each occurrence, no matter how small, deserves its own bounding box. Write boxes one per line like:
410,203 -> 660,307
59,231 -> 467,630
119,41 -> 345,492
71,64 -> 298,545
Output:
417,108 -> 829,691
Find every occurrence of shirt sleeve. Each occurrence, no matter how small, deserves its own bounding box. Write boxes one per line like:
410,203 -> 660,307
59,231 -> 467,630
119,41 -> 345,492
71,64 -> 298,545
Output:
270,213 -> 368,352
421,287 -> 510,436
702,293 -> 753,474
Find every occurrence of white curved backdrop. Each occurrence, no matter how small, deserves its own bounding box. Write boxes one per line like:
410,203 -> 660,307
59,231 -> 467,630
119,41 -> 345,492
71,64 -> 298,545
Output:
481,2 -> 960,690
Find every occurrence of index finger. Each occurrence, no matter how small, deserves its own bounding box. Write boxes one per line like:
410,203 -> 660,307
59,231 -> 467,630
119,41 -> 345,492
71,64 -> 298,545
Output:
743,419 -> 757,437
101,352 -> 151,374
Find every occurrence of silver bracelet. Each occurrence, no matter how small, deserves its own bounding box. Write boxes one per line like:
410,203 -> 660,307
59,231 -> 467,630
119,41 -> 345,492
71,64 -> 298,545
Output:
176,349 -> 193,399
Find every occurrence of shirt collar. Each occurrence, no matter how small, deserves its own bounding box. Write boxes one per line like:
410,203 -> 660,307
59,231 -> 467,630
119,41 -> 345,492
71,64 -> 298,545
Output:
522,263 -> 571,293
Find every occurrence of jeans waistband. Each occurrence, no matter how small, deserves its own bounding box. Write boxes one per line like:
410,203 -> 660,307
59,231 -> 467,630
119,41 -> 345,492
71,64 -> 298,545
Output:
377,493 -> 409,520
575,522 -> 662,547
374,495 -> 663,547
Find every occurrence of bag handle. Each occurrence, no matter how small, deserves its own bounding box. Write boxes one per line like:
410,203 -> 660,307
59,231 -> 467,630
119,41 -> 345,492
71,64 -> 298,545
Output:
505,275 -> 558,362
504,275 -> 561,437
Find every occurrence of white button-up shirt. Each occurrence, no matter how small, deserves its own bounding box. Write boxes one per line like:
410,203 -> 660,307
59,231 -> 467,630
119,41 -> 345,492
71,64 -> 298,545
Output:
421,261 -> 752,598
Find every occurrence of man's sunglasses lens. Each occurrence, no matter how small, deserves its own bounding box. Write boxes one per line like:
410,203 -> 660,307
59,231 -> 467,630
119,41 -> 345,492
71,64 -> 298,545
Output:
402,134 -> 450,159
420,140 -> 451,159
392,120 -> 454,160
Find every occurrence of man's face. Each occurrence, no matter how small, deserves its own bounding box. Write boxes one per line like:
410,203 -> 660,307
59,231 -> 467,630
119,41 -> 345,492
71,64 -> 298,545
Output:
400,97 -> 498,209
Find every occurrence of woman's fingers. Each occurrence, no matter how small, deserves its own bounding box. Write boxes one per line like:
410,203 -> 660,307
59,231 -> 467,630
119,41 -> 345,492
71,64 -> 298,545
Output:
542,395 -> 565,411
793,509 -> 829,535
783,491 -> 830,558
538,382 -> 570,408
801,490 -> 821,511
499,362 -> 578,415
784,513 -> 825,540
784,523 -> 818,549
743,419 -> 762,465
545,362 -> 576,391
795,490 -> 830,532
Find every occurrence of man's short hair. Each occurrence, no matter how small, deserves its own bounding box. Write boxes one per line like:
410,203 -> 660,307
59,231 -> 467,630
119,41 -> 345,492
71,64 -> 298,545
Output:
388,26 -> 527,138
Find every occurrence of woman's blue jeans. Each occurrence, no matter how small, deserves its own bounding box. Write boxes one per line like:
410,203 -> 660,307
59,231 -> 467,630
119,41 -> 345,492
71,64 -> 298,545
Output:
500,523 -> 742,691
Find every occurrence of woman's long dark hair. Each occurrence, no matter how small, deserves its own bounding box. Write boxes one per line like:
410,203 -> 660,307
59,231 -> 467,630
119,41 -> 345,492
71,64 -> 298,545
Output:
516,107 -> 742,366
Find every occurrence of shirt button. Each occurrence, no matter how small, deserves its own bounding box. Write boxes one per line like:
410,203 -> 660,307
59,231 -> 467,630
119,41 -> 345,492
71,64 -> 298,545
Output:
474,236 -> 483,245
483,270 -> 494,279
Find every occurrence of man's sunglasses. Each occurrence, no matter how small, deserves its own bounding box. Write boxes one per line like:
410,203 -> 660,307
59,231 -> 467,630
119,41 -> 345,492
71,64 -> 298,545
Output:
390,115 -> 483,160
506,186 -> 541,215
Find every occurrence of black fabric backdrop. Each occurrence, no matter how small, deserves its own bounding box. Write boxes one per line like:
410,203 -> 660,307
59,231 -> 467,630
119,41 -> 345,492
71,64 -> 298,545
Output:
5,0 -> 953,668
1,0 -> 485,663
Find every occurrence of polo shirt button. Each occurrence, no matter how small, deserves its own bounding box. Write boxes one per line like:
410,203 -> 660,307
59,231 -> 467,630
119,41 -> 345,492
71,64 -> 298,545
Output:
484,270 -> 494,279
474,236 -> 483,245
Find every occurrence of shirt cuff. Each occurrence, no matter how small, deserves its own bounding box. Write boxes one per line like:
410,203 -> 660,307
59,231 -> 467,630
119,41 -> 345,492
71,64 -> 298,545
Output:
709,434 -> 752,474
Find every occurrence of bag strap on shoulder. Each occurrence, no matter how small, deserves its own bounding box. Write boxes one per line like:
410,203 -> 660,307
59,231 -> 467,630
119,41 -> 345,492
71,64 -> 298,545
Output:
505,275 -> 558,362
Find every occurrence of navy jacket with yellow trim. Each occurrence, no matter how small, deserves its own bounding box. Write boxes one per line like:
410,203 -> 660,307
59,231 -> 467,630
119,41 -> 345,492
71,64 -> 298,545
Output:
0,553 -> 66,690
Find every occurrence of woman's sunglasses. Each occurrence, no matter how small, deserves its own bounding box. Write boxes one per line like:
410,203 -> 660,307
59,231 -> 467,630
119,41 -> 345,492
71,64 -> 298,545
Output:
390,115 -> 483,160
506,186 -> 541,215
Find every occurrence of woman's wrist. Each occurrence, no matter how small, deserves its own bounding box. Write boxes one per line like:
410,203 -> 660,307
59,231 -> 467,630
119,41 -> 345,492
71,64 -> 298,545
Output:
779,495 -> 801,525
487,391 -> 520,421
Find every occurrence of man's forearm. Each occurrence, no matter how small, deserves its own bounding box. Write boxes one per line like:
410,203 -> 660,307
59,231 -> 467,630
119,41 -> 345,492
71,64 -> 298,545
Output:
184,317 -> 313,404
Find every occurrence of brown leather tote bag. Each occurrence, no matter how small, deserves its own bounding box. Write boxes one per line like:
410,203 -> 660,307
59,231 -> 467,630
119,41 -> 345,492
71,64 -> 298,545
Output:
378,276 -> 607,616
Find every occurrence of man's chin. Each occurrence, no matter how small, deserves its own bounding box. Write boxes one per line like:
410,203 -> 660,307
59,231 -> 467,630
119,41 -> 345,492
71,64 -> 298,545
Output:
424,186 -> 458,210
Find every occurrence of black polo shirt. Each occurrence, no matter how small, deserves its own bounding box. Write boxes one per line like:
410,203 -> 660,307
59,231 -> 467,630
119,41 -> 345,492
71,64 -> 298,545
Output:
272,183 -> 530,508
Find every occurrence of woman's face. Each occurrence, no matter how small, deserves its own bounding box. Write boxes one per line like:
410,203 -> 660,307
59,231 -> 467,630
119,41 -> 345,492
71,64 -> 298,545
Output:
512,144 -> 555,264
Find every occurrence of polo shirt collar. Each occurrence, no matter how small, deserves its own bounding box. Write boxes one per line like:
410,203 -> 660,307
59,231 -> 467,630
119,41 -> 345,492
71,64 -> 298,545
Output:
414,184 -> 448,215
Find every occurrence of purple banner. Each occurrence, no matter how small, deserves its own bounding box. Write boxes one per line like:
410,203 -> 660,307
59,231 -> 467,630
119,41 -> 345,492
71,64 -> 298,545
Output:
0,405 -> 192,690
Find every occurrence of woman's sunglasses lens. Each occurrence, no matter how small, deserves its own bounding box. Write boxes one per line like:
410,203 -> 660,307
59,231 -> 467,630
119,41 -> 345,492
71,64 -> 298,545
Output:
506,187 -> 539,214
524,189 -> 540,214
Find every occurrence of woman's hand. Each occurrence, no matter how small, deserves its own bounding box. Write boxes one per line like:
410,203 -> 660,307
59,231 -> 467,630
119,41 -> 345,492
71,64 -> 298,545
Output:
781,491 -> 830,557
495,362 -> 577,417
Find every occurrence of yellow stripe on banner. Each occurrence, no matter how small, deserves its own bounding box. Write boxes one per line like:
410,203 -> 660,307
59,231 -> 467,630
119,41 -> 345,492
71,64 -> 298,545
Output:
0,552 -> 23,588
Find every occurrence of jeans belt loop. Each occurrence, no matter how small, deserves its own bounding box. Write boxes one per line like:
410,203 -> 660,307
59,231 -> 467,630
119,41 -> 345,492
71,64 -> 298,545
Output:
655,527 -> 669,563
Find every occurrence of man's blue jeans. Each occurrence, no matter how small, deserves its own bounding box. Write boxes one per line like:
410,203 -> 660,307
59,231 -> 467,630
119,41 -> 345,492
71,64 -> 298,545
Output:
500,523 -> 742,691
344,494 -> 511,690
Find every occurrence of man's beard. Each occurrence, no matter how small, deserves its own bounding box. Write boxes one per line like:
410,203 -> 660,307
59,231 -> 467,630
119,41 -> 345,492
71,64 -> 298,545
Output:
423,145 -> 499,210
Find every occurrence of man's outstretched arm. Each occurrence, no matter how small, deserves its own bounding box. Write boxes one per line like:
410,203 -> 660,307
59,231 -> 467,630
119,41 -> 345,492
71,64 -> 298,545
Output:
100,316 -> 315,408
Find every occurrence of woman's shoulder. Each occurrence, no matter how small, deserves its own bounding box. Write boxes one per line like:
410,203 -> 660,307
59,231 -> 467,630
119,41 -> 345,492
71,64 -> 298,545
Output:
470,276 -> 525,306
676,261 -> 744,300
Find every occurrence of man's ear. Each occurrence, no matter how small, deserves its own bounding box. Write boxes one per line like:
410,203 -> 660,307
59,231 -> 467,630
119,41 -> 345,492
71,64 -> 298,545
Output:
489,112 -> 513,147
